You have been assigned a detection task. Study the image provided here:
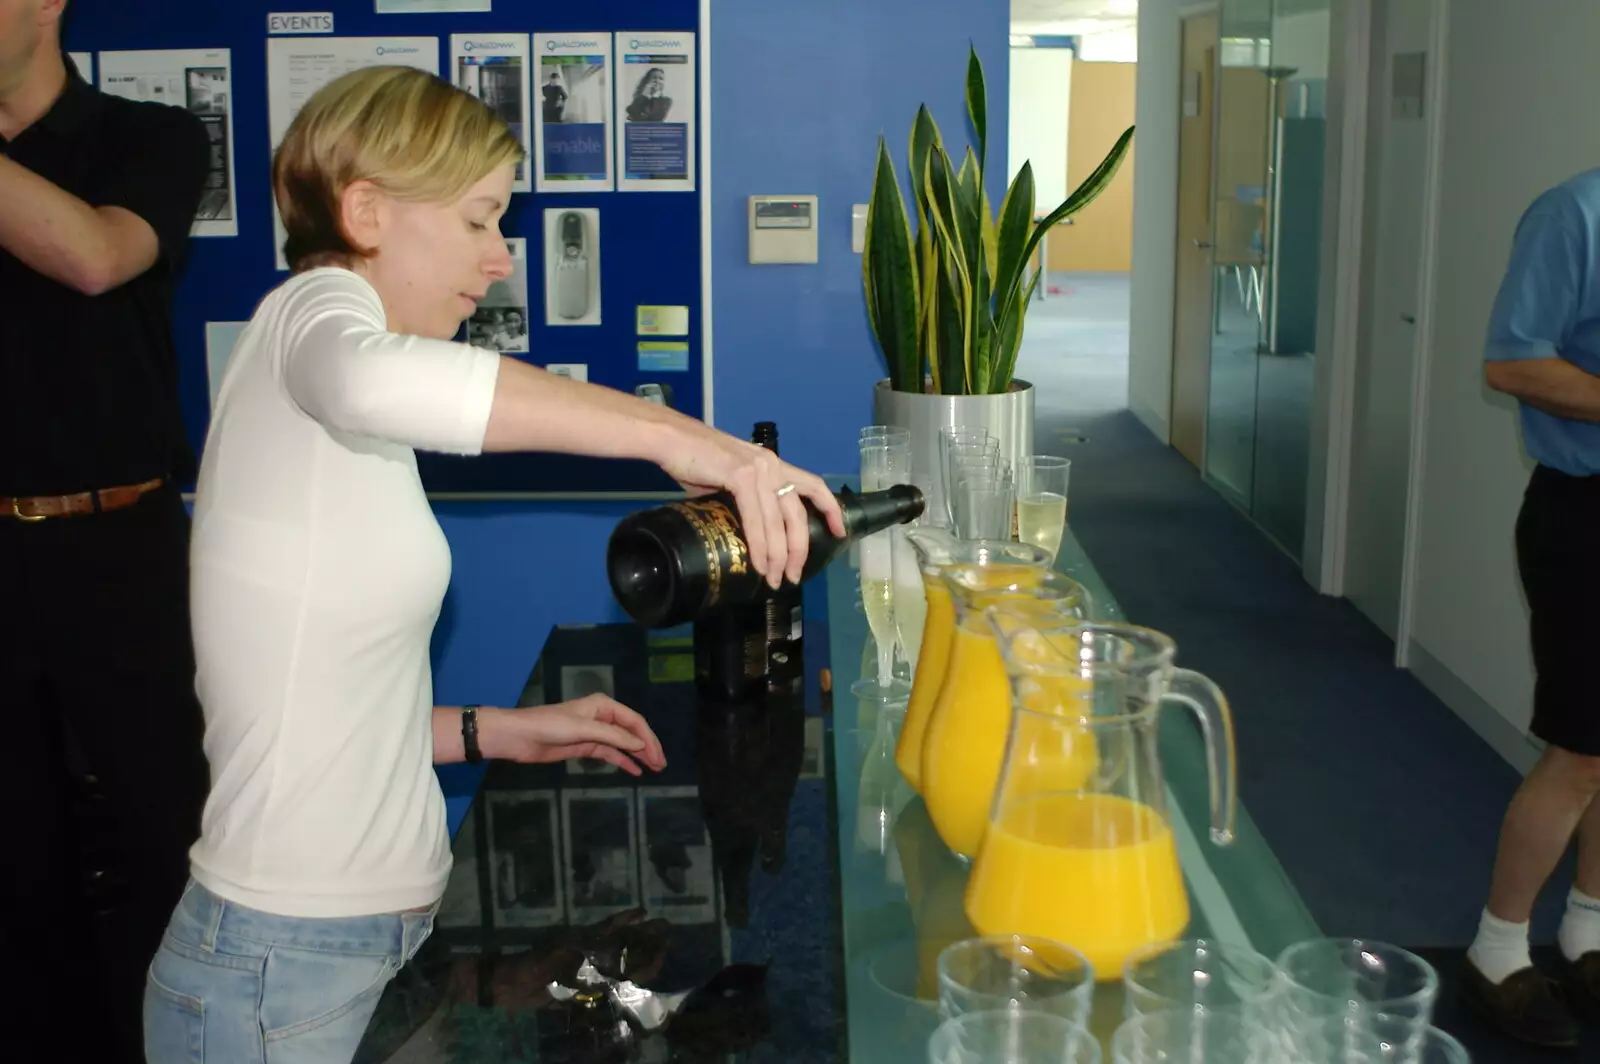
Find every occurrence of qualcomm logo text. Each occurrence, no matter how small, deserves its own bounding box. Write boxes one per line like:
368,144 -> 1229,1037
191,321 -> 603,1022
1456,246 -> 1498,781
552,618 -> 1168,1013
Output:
375,46 -> 420,57
630,39 -> 680,50
463,40 -> 516,52
545,39 -> 601,51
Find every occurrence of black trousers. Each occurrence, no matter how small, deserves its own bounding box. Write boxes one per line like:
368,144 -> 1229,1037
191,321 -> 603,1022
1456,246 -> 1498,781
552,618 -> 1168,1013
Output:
0,485 -> 208,1062
1517,464 -> 1600,758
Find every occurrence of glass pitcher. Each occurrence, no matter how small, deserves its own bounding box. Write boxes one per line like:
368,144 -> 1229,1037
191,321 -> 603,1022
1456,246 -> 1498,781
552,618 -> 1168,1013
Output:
894,532 -> 1053,794
966,612 -> 1237,980
920,567 -> 1093,860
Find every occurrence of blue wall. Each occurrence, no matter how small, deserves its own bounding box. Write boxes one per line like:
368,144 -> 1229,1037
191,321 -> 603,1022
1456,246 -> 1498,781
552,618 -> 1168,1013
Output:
709,0 -> 1012,479
430,0 -> 1011,703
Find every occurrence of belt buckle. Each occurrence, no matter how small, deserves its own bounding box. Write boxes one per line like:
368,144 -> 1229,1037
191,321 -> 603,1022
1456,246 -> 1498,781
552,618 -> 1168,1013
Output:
10,498 -> 46,523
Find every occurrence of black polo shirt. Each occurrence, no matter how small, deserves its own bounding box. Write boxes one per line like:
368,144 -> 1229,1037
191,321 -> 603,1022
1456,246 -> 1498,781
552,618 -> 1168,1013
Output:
0,61 -> 209,497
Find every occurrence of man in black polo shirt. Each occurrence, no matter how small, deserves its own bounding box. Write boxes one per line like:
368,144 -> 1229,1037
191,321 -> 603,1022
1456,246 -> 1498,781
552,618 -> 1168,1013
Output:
0,1 -> 212,1060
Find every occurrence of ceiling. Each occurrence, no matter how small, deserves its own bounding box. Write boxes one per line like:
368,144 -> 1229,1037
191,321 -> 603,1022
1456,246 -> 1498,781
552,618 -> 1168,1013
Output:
1010,0 -> 1330,36
1011,0 -> 1136,36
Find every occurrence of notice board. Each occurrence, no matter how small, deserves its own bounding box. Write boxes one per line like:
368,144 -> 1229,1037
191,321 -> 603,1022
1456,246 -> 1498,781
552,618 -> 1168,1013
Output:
63,0 -> 705,495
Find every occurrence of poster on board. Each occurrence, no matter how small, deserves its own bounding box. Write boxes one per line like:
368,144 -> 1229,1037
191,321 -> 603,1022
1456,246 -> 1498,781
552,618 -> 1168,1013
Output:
532,33 -> 613,193
450,33 -> 530,194
99,49 -> 238,237
465,238 -> 530,353
67,52 -> 91,83
266,37 -> 439,270
614,32 -> 695,193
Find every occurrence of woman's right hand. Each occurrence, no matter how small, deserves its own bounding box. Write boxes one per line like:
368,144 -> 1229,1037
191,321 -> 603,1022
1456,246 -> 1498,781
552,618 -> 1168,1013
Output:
656,426 -> 846,589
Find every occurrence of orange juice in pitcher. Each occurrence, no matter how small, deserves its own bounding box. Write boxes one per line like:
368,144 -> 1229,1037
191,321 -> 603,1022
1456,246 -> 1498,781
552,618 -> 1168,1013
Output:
965,616 -> 1238,979
894,536 -> 1052,794
919,568 -> 1092,859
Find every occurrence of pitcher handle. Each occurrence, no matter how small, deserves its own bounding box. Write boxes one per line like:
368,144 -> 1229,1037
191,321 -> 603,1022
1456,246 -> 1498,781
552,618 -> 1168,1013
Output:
1165,668 -> 1238,846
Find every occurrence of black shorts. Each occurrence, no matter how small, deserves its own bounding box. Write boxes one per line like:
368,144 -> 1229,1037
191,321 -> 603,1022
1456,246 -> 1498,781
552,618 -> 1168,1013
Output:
1518,464 -> 1600,756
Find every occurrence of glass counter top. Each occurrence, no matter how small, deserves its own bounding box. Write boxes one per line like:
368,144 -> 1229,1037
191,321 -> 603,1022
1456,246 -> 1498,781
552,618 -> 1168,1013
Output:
354,496 -> 1316,1063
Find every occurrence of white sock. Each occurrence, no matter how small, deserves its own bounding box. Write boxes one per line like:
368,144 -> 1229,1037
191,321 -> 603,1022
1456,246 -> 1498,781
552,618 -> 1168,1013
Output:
1559,887 -> 1600,962
1468,908 -> 1533,984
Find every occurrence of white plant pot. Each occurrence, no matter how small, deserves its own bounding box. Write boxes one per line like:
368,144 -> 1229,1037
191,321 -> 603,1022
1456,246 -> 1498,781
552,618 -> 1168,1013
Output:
872,379 -> 1036,522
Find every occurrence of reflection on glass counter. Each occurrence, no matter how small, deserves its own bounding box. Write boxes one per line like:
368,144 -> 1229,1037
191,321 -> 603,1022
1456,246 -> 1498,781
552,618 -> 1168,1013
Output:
354,624 -> 832,1064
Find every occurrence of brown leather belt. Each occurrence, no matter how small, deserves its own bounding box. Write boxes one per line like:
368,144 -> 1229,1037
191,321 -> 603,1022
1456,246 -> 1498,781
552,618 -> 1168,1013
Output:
2,477 -> 166,522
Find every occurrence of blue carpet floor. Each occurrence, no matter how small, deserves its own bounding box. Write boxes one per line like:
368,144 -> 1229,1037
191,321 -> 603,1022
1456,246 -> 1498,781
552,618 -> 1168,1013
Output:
1016,272 -> 1583,1061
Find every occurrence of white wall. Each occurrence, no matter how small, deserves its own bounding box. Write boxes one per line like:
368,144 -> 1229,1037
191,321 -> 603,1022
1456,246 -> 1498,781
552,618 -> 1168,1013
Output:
1008,48 -> 1074,208
1127,0 -> 1181,441
1405,0 -> 1600,758
1271,9 -> 1332,78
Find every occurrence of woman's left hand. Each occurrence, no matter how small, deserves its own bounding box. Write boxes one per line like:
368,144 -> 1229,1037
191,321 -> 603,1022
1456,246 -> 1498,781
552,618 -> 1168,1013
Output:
480,695 -> 668,776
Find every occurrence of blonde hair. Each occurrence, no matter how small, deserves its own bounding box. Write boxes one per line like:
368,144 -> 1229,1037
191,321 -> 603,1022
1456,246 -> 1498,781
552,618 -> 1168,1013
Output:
272,65 -> 524,272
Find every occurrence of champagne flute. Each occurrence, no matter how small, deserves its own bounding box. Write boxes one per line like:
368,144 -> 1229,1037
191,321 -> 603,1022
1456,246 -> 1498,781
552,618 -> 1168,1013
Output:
854,440 -> 912,700
852,426 -> 908,570
891,472 -> 935,676
1016,456 -> 1071,563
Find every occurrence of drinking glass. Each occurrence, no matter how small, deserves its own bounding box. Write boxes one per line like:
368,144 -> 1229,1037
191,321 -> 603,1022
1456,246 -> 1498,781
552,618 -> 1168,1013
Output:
862,438 -> 914,491
1296,1017 -> 1468,1063
893,472 -> 939,675
851,426 -> 911,568
1275,939 -> 1439,1061
938,936 -> 1094,1024
929,1010 -> 1101,1064
1016,456 -> 1071,563
1122,939 -> 1281,1022
863,424 -> 913,446
1111,1008 -> 1280,1063
942,434 -> 1000,526
952,471 -> 1016,541
857,440 -> 913,699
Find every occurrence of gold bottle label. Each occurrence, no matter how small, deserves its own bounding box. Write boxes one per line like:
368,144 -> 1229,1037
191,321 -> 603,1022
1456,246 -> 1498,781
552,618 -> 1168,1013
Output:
671,498 -> 750,609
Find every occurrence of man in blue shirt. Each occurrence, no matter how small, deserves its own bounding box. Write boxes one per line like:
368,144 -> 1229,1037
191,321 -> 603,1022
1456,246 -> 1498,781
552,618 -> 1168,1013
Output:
1465,168 -> 1600,1048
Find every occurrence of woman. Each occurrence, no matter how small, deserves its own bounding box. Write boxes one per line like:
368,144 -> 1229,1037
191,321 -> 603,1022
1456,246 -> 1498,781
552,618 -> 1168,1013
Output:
626,67 -> 672,123
143,66 -> 841,1064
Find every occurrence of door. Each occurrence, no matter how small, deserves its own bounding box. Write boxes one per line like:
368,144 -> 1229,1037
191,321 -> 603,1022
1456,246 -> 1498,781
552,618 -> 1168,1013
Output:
1050,60 -> 1137,273
1203,58 -> 1273,506
1171,12 -> 1219,467
1347,0 -> 1435,638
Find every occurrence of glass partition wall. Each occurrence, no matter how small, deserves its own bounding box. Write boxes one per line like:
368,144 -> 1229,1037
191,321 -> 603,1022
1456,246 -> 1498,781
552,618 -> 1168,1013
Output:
1204,0 -> 1329,559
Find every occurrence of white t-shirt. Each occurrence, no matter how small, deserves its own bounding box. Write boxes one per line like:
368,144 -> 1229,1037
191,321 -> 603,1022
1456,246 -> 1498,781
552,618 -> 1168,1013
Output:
188,268 -> 502,918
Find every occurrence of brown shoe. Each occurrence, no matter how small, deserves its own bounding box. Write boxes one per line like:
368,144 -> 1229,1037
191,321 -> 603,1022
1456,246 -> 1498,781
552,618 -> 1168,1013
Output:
1563,950 -> 1600,1026
1459,959 -> 1580,1049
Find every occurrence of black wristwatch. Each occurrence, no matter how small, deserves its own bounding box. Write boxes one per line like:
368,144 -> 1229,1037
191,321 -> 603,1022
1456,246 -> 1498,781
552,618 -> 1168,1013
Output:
462,705 -> 484,764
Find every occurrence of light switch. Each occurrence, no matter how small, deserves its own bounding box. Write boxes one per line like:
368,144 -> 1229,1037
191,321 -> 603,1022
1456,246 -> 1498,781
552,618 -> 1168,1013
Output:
851,203 -> 868,254
748,195 -> 819,264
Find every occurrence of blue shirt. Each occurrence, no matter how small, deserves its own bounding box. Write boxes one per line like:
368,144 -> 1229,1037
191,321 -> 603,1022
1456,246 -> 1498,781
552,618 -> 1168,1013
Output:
1484,168 -> 1600,475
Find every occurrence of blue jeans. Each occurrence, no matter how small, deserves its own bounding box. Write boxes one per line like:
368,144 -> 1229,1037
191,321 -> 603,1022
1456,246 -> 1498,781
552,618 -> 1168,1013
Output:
144,880 -> 436,1064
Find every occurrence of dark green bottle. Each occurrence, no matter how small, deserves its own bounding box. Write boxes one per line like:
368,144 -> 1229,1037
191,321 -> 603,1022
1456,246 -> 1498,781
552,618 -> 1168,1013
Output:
608,478 -> 924,630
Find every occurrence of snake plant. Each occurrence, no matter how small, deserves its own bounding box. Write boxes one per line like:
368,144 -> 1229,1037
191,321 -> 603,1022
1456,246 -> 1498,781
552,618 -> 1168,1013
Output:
863,46 -> 1134,395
